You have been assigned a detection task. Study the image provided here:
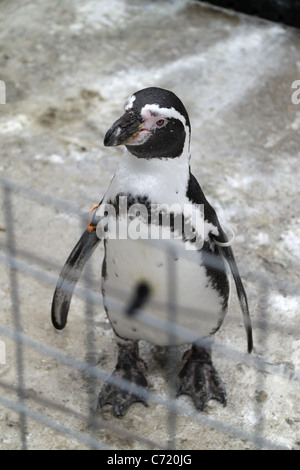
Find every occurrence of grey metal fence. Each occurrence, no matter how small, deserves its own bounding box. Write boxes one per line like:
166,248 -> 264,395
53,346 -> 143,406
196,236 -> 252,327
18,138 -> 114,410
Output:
0,175 -> 299,451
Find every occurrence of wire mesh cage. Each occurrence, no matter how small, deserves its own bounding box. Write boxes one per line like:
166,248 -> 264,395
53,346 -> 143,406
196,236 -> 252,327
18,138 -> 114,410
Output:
0,175 -> 299,451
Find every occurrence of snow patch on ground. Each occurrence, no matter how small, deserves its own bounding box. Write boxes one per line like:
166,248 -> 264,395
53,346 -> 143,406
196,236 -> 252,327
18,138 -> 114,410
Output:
268,292 -> 300,319
280,219 -> 300,263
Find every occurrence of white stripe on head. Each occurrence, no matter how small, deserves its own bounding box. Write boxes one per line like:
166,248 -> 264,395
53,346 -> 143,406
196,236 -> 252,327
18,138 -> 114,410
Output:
141,103 -> 191,157
124,94 -> 136,111
141,104 -> 188,128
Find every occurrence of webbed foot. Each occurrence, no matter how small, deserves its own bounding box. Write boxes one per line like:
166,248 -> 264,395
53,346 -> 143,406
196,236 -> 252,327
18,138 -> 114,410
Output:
98,341 -> 148,418
176,344 -> 226,411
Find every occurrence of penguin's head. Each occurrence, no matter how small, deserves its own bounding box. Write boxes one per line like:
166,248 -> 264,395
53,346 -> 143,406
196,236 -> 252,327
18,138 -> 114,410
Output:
104,87 -> 191,159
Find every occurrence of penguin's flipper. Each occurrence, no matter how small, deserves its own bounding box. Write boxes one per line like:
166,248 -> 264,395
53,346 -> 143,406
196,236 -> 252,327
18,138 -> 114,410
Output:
51,229 -> 101,330
208,211 -> 253,354
187,172 -> 253,353
208,215 -> 253,354
219,244 -> 253,353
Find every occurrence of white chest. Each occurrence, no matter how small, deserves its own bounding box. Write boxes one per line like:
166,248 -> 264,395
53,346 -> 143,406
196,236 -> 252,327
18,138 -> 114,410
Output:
103,150 -> 190,206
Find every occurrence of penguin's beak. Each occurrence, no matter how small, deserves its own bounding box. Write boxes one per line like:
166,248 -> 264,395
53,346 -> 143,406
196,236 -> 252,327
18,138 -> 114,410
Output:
104,112 -> 143,147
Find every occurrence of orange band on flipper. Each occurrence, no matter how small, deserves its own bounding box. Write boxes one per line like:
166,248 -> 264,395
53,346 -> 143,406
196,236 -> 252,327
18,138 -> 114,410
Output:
87,204 -> 99,232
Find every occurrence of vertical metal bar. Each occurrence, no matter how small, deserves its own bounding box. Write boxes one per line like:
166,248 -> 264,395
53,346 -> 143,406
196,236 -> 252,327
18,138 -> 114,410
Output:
78,213 -> 100,449
83,246 -> 99,447
253,277 -> 270,448
3,187 -> 27,449
166,244 -> 178,450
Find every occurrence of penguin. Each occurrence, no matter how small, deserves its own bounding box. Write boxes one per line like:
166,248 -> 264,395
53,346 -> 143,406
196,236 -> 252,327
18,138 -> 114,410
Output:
52,87 -> 253,418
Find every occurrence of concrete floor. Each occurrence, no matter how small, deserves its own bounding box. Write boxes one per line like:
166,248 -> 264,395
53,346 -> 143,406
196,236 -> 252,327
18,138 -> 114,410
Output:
0,0 -> 299,450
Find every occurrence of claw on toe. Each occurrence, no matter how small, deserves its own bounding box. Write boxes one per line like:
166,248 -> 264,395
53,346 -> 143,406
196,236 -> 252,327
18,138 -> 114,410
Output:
177,346 -> 227,411
97,342 -> 149,418
98,384 -> 148,418
98,371 -> 149,418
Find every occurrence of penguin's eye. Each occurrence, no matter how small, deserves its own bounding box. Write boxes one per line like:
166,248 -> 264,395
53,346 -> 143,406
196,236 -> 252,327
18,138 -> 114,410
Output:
156,119 -> 165,127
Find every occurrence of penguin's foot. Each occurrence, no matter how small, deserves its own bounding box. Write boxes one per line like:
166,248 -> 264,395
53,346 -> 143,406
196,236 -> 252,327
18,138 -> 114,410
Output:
176,344 -> 226,411
98,341 -> 148,418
